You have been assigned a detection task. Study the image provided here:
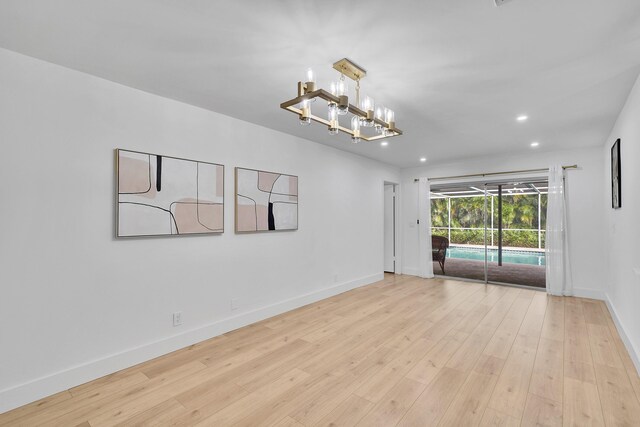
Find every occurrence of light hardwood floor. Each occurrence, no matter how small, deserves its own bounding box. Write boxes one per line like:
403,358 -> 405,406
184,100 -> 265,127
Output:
2,274 -> 640,426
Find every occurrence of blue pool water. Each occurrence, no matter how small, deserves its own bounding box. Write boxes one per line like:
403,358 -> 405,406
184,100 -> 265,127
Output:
447,246 -> 546,266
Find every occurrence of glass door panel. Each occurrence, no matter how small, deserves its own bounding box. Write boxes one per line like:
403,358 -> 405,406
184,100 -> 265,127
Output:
430,182 -> 488,282
484,180 -> 547,288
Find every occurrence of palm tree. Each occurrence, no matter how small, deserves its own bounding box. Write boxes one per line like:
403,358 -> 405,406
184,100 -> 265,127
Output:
519,204 -> 535,228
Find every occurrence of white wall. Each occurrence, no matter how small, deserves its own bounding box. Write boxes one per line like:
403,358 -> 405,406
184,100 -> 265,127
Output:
400,147 -> 605,298
602,73 -> 640,373
0,48 -> 400,412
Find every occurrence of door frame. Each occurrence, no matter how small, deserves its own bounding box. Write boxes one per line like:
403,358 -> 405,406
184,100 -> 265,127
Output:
420,174 -> 547,288
383,181 -> 401,274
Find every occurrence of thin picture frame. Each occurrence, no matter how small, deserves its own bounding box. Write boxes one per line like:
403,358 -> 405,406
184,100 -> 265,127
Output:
116,148 -> 225,237
234,167 -> 299,233
611,139 -> 621,209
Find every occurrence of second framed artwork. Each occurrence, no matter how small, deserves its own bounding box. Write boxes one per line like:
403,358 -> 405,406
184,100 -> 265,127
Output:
235,167 -> 298,233
611,138 -> 621,209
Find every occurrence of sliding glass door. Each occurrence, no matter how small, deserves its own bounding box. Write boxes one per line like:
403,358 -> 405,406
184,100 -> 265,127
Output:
483,180 -> 547,288
431,179 -> 547,288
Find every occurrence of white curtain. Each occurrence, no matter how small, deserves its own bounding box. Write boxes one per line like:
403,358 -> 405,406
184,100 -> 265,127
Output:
546,165 -> 572,295
418,178 -> 435,278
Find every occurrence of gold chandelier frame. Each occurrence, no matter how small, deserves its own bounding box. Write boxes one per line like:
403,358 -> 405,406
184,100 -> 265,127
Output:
280,58 -> 403,142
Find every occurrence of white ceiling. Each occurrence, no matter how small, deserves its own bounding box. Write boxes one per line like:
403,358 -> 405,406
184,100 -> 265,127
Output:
1,0 -> 639,168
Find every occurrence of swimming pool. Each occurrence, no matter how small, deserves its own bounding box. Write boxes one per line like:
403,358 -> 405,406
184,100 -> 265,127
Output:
447,246 -> 546,266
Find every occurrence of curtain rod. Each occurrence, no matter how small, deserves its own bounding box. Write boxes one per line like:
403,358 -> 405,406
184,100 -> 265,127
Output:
413,164 -> 578,183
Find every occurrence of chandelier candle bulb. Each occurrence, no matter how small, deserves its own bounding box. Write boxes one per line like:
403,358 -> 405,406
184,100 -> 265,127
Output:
330,81 -> 337,95
336,78 -> 349,115
306,67 -> 315,83
304,68 -> 316,93
375,105 -> 385,133
336,79 -> 347,96
351,115 -> 361,143
328,108 -> 339,135
299,99 -> 311,126
362,96 -> 375,127
328,81 -> 338,112
385,108 -> 396,130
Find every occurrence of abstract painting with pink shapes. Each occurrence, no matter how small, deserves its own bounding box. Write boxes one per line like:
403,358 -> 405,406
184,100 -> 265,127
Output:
235,167 -> 298,233
116,149 -> 224,237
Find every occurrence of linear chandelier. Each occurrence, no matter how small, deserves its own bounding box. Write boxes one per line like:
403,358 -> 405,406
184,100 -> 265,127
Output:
280,58 -> 403,143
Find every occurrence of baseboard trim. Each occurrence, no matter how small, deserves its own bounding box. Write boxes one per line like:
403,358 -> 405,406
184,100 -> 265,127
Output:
0,272 -> 383,414
572,287 -> 605,300
401,267 -> 420,276
604,294 -> 640,376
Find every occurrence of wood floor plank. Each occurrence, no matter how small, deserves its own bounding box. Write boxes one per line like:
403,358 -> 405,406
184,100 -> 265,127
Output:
398,367 -> 467,426
406,329 -> 468,385
86,363 -> 237,426
287,371 -> 370,426
529,337 -> 564,403
562,377 -> 605,427
479,408 -> 521,427
13,360 -> 207,427
0,390 -> 73,426
564,300 -> 593,367
2,275 -> 639,427
355,378 -> 426,427
192,368 -> 311,426
587,323 -> 624,369
487,291 -> 547,420
483,290 -> 534,359
486,344 -> 537,420
540,295 -> 565,342
521,393 -> 563,427
581,299 -> 608,326
353,338 -> 435,402
439,370 -> 499,427
563,359 -> 596,384
113,398 -> 186,427
272,416 -> 305,427
227,372 -> 347,426
592,362 -> 640,426
447,288 -> 521,373
313,394 -> 374,427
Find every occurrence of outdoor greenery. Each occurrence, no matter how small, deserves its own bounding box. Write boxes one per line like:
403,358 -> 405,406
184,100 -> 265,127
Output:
431,194 -> 547,248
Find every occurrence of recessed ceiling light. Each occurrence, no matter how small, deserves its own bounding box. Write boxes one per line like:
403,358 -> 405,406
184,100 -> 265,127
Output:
420,157 -> 427,162
380,141 -> 388,146
517,115 -> 528,122
530,141 -> 539,147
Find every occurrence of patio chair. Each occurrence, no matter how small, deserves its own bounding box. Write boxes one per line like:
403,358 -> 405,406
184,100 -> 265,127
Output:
432,235 -> 449,274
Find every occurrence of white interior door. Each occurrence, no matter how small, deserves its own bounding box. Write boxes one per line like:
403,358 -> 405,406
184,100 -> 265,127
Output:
384,184 -> 395,273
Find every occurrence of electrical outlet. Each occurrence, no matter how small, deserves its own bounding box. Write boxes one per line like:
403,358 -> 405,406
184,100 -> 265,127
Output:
231,298 -> 239,310
333,274 -> 338,283
173,311 -> 183,327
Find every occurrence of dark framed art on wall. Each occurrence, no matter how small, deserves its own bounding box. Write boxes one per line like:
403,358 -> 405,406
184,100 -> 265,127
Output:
611,138 -> 621,209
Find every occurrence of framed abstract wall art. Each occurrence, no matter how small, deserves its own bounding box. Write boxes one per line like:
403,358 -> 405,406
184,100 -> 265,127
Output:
611,138 -> 621,209
116,149 -> 224,237
235,167 -> 298,233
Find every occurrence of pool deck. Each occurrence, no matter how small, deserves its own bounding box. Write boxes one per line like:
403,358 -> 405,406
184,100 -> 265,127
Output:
435,258 -> 546,288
